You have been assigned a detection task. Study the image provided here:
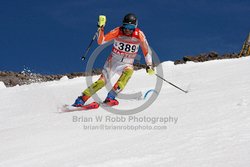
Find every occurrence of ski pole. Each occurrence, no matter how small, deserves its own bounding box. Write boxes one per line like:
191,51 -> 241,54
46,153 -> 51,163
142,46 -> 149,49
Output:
155,74 -> 188,93
81,15 -> 106,61
81,29 -> 99,61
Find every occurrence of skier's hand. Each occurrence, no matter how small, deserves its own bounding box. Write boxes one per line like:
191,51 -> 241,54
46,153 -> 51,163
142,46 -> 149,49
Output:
97,15 -> 106,28
146,65 -> 155,75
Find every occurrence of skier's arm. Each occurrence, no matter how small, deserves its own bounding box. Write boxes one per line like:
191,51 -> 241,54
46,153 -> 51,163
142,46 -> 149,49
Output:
97,27 -> 120,45
139,31 -> 154,75
139,31 -> 153,66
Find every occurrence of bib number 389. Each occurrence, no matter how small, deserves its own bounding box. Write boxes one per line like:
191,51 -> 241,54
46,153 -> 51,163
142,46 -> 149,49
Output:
116,42 -> 139,53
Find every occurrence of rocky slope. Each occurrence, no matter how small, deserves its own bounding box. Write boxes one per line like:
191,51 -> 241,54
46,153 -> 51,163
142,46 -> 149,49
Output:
0,64 -> 147,87
1,52 -> 247,87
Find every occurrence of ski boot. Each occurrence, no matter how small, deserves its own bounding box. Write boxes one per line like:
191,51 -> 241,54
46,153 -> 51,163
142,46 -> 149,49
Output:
103,90 -> 119,106
72,94 -> 90,107
103,98 -> 119,106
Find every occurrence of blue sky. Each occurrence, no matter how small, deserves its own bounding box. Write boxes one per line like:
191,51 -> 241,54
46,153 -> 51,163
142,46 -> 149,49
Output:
1,0 -> 250,74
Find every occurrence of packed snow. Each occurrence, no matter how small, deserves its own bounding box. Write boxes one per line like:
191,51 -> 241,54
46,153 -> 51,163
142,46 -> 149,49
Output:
0,82 -> 6,89
0,57 -> 250,167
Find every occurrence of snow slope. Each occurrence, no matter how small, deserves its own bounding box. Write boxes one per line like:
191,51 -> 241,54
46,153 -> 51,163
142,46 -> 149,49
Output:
1,57 -> 250,167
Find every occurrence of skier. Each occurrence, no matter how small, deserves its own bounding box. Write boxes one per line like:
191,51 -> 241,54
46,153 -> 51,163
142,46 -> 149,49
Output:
72,13 -> 155,107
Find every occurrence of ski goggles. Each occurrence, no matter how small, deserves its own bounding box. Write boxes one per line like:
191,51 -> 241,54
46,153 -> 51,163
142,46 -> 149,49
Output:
122,23 -> 136,30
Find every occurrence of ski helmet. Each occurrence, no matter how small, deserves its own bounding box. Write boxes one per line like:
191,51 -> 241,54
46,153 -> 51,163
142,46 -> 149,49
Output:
122,13 -> 138,28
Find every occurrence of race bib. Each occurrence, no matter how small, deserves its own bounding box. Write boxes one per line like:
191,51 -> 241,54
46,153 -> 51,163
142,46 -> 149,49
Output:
114,41 -> 139,54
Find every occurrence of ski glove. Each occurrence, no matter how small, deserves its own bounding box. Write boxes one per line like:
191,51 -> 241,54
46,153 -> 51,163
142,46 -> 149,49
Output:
97,15 -> 106,28
146,65 -> 155,75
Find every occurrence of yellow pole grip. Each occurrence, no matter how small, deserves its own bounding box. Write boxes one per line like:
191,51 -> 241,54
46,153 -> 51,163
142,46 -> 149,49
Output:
98,15 -> 106,27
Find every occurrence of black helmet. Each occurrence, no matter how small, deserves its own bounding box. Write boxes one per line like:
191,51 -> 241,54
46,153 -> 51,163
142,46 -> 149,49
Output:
123,13 -> 138,28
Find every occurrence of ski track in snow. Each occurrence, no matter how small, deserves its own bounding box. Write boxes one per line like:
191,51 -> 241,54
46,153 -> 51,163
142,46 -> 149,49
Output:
1,57 -> 250,167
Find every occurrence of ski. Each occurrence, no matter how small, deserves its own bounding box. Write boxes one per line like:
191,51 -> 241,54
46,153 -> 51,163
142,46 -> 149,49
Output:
61,102 -> 99,112
60,99 -> 120,112
101,99 -> 119,107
